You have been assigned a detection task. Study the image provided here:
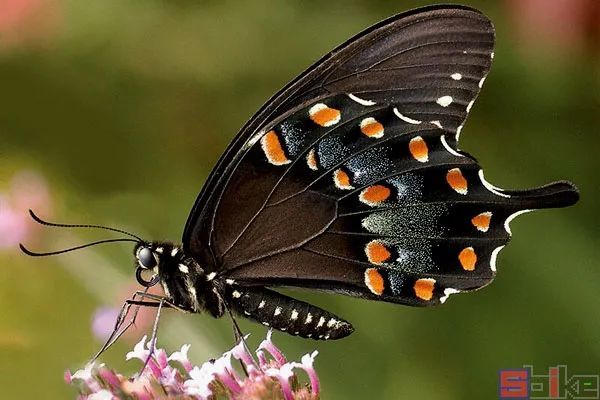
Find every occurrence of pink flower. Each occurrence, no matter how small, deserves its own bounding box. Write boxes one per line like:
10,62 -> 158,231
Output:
0,0 -> 62,50
293,351 -> 320,396
0,171 -> 51,250
90,307 -> 120,343
67,330 -> 321,399
266,363 -> 296,400
258,329 -> 287,367
504,0 -> 599,56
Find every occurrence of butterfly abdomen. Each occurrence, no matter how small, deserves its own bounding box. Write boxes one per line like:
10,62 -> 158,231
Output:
226,286 -> 354,340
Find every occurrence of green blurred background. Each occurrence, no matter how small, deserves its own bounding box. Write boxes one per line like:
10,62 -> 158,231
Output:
1,0 -> 598,398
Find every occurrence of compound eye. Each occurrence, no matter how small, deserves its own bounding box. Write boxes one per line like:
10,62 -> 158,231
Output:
138,247 -> 157,269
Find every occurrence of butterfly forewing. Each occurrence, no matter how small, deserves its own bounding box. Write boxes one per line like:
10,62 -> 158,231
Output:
182,6 -> 578,314
183,6 -> 496,262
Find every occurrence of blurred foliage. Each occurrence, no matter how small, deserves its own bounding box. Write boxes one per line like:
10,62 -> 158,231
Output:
0,0 -> 598,399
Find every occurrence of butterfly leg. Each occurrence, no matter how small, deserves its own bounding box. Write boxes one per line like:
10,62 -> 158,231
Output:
226,286 -> 354,340
141,299 -> 165,374
91,289 -> 150,362
91,292 -> 180,362
213,286 -> 250,376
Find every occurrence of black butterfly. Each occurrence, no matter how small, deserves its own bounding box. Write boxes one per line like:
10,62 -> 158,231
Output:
22,5 -> 578,352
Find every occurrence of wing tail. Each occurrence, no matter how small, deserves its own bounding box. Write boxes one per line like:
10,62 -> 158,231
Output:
504,180 -> 579,210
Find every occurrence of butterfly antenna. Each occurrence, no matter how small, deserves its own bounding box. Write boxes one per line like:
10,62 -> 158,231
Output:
19,238 -> 139,257
28,209 -> 143,241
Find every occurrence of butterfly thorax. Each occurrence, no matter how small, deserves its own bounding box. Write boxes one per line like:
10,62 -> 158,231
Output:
136,241 -> 226,317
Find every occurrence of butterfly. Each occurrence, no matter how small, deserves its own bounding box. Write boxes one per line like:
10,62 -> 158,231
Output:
22,5 -> 578,351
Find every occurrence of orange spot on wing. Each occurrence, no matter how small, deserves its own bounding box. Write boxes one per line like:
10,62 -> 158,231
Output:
333,169 -> 353,190
365,240 -> 391,264
260,130 -> 290,165
409,136 -> 429,162
309,103 -> 341,127
471,212 -> 492,232
360,118 -> 384,138
414,278 -> 435,301
306,148 -> 318,171
365,268 -> 385,295
459,247 -> 477,271
446,168 -> 468,195
359,185 -> 391,206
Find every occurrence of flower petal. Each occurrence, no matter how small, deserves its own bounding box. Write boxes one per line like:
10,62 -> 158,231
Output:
258,330 -> 286,367
126,335 -> 149,362
266,363 -> 295,400
293,350 -> 320,396
88,389 -> 114,400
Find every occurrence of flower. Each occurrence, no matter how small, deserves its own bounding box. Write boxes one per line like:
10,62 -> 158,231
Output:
0,170 -> 51,250
90,307 -> 121,343
67,330 -> 320,399
125,335 -> 149,362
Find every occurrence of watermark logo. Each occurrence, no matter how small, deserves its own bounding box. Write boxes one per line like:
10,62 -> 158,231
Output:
499,365 -> 599,399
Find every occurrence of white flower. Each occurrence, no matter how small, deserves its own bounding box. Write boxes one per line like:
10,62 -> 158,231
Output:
183,362 -> 215,399
88,389 -> 114,400
71,362 -> 101,382
125,335 -> 149,362
266,363 -> 295,400
167,343 -> 191,364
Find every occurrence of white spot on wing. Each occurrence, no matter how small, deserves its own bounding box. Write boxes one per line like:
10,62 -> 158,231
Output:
456,124 -> 464,141
327,318 -> 337,328
440,288 -> 461,304
440,135 -> 463,157
466,100 -> 475,113
478,170 -> 511,198
225,279 -> 235,285
232,290 -> 242,299
171,248 -> 178,257
451,73 -> 462,80
436,96 -> 453,107
504,209 -> 533,235
155,247 -> 164,254
348,93 -> 376,106
393,108 -> 422,125
206,272 -> 217,281
274,307 -> 281,316
291,309 -> 298,320
258,300 -> 266,309
490,245 -> 505,271
317,316 -> 325,328
430,120 -> 443,129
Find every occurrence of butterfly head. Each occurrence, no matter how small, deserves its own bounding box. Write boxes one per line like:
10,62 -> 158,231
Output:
133,241 -> 182,288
